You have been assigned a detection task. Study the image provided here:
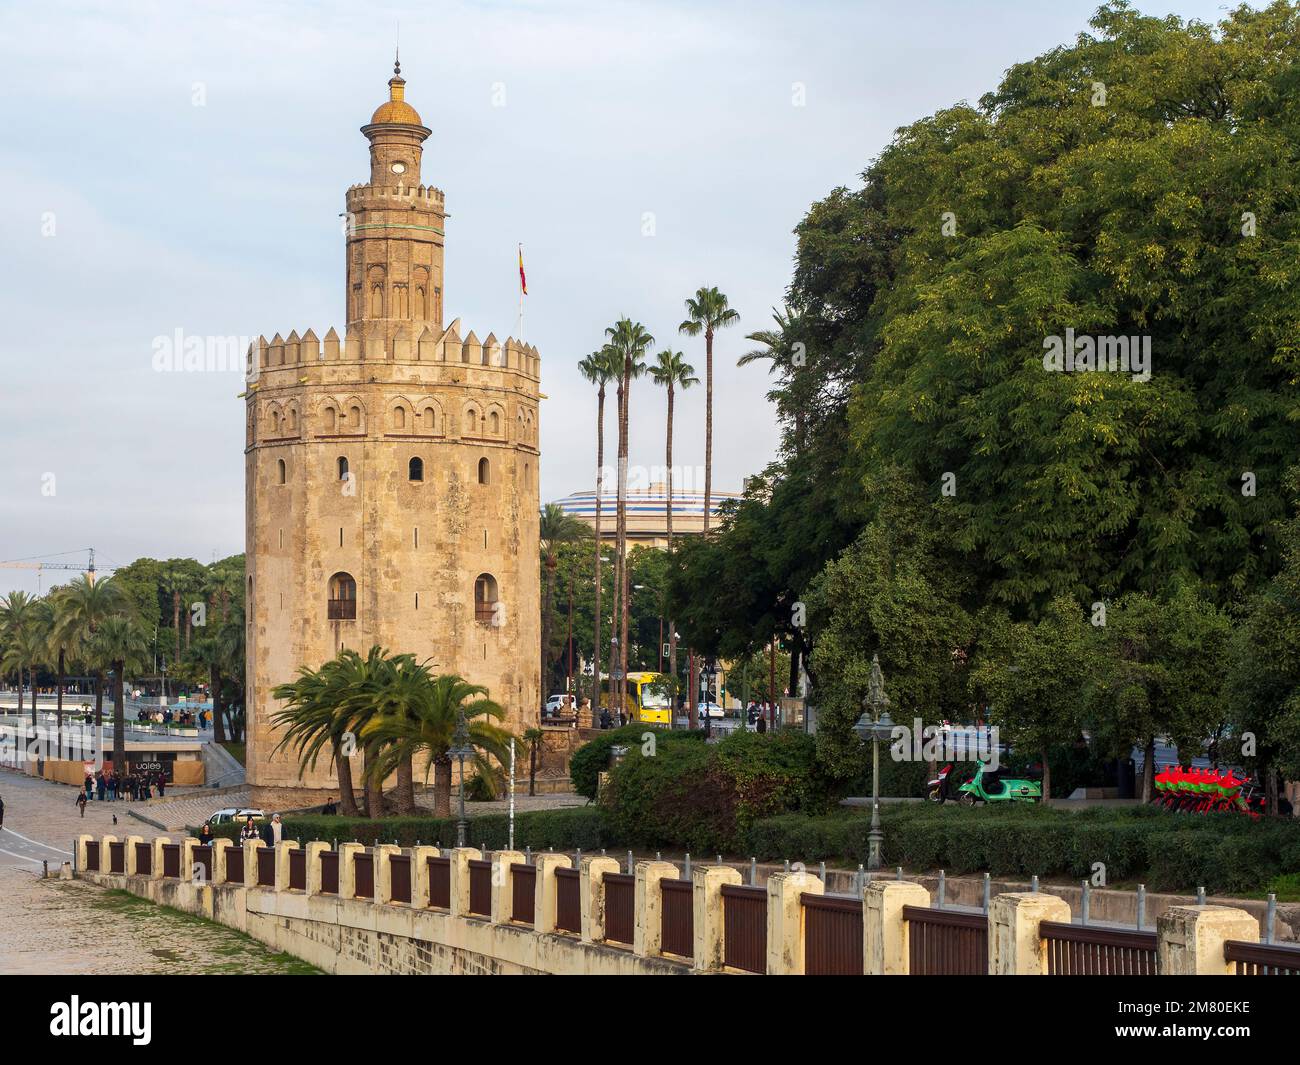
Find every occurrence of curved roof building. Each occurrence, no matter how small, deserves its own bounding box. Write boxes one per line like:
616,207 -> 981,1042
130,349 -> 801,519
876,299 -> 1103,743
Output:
551,482 -> 742,546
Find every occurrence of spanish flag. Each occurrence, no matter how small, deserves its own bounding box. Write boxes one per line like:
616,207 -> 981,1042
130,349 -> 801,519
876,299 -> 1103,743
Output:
518,245 -> 527,296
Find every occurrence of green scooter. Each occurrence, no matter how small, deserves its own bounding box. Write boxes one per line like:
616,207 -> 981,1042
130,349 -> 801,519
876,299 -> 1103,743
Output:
957,762 -> 1042,806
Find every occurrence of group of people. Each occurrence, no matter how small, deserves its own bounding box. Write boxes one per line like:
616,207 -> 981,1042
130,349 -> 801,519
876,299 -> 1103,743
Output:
79,768 -> 167,806
135,707 -> 207,729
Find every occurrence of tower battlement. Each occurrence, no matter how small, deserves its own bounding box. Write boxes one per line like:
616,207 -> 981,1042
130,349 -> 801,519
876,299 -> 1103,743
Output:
346,182 -> 445,209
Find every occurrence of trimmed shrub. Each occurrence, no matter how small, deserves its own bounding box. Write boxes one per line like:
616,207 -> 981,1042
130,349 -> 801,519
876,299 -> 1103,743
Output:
569,724 -> 663,799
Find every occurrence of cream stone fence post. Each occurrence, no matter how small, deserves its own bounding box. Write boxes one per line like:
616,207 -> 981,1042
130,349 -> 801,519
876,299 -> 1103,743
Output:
76,834 -> 92,871
151,836 -> 171,881
767,869 -> 821,975
181,837 -> 199,882
1158,905 -> 1260,974
101,835 -> 118,874
864,879 -> 930,975
242,838 -> 264,888
374,844 -> 403,904
579,854 -> 621,944
211,839 -> 232,885
303,841 -> 330,895
988,891 -> 1071,975
409,845 -> 440,907
692,864 -> 741,972
124,835 -> 145,876
448,847 -> 482,918
633,860 -> 680,958
274,840 -> 299,891
491,850 -> 526,924
532,852 -> 572,934
338,842 -> 365,899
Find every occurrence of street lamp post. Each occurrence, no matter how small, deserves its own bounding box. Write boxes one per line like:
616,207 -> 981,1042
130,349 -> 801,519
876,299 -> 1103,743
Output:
852,654 -> 895,871
449,709 -> 476,848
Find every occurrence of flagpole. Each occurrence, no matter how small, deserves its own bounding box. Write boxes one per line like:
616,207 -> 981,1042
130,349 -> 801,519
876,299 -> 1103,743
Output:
518,243 -> 524,343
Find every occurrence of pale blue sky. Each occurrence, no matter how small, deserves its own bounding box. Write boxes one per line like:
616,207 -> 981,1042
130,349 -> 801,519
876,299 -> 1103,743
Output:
0,0 -> 1246,592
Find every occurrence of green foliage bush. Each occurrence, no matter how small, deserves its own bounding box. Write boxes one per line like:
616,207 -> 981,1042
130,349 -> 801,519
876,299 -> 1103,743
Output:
569,724 -> 656,799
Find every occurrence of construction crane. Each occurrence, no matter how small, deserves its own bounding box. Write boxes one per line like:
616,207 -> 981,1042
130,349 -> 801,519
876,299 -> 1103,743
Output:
0,548 -> 115,587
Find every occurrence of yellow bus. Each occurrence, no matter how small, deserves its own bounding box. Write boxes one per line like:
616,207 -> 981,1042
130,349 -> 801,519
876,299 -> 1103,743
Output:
601,672 -> 675,725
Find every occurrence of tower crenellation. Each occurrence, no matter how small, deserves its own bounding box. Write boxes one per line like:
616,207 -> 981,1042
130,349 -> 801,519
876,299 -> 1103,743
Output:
244,61 -> 541,807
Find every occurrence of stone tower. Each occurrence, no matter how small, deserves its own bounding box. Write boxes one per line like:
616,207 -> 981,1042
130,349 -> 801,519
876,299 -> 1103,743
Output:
243,61 -> 542,807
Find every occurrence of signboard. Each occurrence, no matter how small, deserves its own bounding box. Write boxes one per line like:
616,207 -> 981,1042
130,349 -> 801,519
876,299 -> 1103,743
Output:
134,760 -> 164,774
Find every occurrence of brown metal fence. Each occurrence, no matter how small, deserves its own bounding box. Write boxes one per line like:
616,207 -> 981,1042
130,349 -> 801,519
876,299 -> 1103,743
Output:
85,841 -> 100,872
389,854 -> 411,904
468,859 -> 492,916
603,872 -> 635,945
255,848 -> 275,887
192,845 -> 212,882
354,853 -> 374,899
511,863 -> 535,924
722,884 -> 767,973
225,846 -> 243,884
555,867 -> 581,933
288,848 -> 306,891
108,841 -> 125,874
163,843 -> 181,879
320,850 -> 338,894
905,906 -> 988,975
1225,940 -> 1300,975
428,856 -> 451,908
1042,921 -> 1157,975
803,893 -> 863,975
134,842 -> 152,876
661,879 -> 693,959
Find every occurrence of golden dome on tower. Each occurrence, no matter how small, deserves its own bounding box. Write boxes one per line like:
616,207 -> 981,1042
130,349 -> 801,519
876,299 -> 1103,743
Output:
369,56 -> 423,126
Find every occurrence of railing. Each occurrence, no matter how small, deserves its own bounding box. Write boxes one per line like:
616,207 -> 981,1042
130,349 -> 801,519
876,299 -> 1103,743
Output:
109,841 -> 125,875
134,842 -> 152,876
320,850 -> 339,894
389,854 -> 411,904
721,884 -> 767,973
555,867 -> 581,933
163,843 -> 181,879
256,848 -> 275,887
905,905 -> 988,975
327,598 -> 356,620
354,853 -> 374,899
511,863 -> 535,924
661,878 -> 693,959
288,849 -> 306,891
803,893 -> 864,975
192,845 -> 212,882
225,847 -> 243,884
428,856 -> 451,908
603,872 -> 635,945
467,859 -> 492,916
1225,939 -> 1300,975
1042,921 -> 1157,975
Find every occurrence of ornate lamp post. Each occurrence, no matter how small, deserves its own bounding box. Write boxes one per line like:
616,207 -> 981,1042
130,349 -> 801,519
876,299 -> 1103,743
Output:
852,654 -> 895,870
449,709 -> 476,848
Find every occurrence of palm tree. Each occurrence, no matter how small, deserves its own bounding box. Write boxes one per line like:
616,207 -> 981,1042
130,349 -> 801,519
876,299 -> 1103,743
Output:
539,504 -> 591,699
650,349 -> 698,697
270,652 -> 363,816
578,346 -> 620,712
91,614 -> 148,777
52,575 -> 126,732
679,286 -> 740,534
740,305 -> 807,453
603,318 -> 655,712
366,671 -> 513,818
0,590 -> 41,718
1,618 -> 47,726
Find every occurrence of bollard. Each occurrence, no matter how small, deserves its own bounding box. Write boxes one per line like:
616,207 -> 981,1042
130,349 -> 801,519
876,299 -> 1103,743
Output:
655,851 -> 661,861
896,866 -> 903,881
750,858 -> 757,886
1081,881 -> 1091,926
1030,874 -> 1039,893
525,846 -> 531,863
982,873 -> 990,913
1266,894 -> 1277,943
716,854 -> 722,866
937,869 -> 946,909
1197,886 -> 1206,907
819,861 -> 826,884
684,853 -> 691,879
1137,885 -> 1147,930
856,864 -> 865,896
783,858 -> 790,874
628,850 -> 634,874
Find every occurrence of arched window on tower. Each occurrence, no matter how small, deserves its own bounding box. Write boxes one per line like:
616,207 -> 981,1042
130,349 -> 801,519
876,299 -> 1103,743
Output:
474,573 -> 499,625
328,572 -> 357,620
489,410 -> 500,436
370,283 -> 384,317
408,457 -> 424,482
478,457 -> 490,485
337,456 -> 349,481
277,458 -> 286,485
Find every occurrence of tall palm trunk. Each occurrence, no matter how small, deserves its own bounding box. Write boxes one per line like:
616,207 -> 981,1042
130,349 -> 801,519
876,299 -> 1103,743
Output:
592,384 -> 606,714
56,648 -> 64,760
395,757 -> 416,815
211,664 -> 227,745
617,359 -> 631,711
94,671 -> 104,730
1040,746 -> 1052,806
16,670 -> 24,719
665,380 -> 678,692
1141,736 -> 1155,804
433,753 -> 452,818
334,743 -> 361,817
363,744 -> 383,817
29,665 -> 36,728
112,661 -> 126,775
704,325 -> 714,533
172,592 -> 182,668
609,377 -> 627,713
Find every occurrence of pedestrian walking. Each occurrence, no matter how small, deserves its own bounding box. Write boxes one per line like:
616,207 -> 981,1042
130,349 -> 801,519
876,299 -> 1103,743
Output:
76,792 -> 87,817
0,792 -> 5,829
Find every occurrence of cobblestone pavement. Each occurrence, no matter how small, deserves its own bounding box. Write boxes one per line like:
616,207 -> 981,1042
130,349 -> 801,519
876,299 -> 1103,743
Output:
0,769 -> 315,974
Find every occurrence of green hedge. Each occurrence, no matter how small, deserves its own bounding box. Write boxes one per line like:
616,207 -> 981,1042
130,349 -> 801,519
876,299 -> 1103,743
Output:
195,806 -> 611,850
569,724 -> 668,799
